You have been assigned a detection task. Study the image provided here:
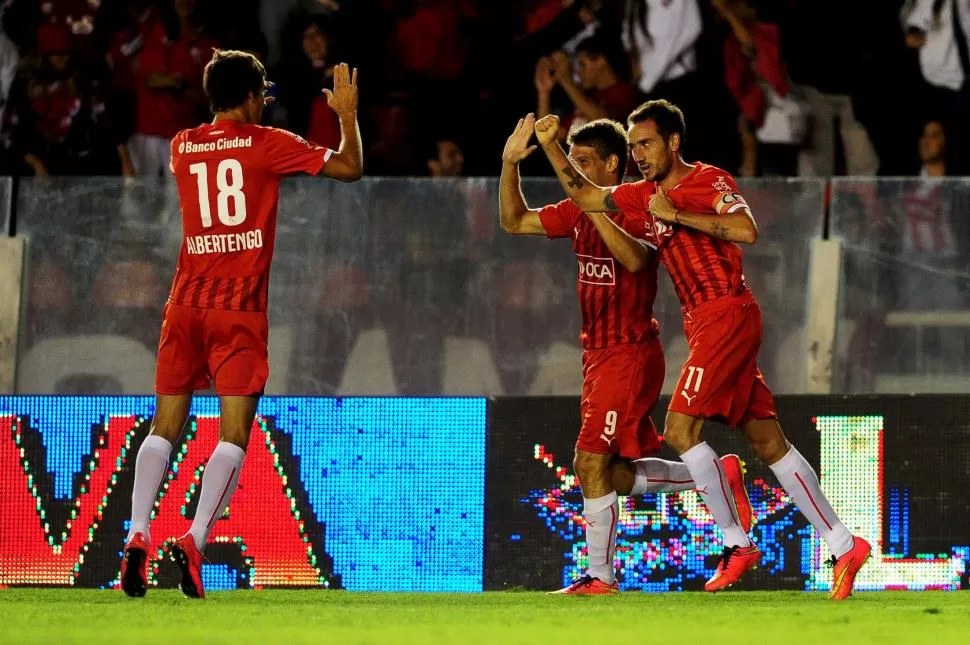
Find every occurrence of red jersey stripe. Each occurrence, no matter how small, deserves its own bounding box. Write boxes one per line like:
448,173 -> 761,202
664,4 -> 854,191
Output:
221,277 -> 237,310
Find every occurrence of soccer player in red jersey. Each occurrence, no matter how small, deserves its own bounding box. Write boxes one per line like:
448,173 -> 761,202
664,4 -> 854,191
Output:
533,101 -> 870,600
120,51 -> 362,599
500,115 -> 751,594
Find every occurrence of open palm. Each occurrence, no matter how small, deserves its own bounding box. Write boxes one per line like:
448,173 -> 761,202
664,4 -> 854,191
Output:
322,63 -> 358,117
502,114 -> 538,164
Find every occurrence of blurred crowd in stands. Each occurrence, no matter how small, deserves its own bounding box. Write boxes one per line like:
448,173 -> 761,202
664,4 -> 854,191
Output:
0,0 -> 967,179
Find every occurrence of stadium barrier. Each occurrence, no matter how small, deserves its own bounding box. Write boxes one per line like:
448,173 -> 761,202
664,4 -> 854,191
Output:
2,395 -> 967,592
5,176 -> 970,397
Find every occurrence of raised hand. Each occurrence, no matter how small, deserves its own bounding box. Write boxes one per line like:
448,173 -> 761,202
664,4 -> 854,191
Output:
322,63 -> 358,117
534,114 -> 560,146
534,58 -> 556,94
502,114 -> 538,164
550,51 -> 572,83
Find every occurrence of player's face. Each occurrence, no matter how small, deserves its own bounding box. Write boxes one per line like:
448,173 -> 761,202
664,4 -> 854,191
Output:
627,119 -> 674,183
568,144 -> 613,187
247,90 -> 266,124
576,52 -> 598,91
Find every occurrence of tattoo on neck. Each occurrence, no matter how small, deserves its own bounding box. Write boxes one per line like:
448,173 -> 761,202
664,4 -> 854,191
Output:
710,221 -> 731,240
561,165 -> 586,190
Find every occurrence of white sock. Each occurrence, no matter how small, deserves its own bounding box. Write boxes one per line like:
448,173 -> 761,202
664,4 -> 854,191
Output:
189,442 -> 246,552
769,446 -> 854,558
127,435 -> 173,543
630,458 -> 695,495
583,491 -> 619,584
680,442 -> 751,548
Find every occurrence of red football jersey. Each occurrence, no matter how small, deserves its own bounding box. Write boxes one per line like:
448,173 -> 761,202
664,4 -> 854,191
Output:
538,199 -> 661,350
611,164 -> 750,310
167,121 -> 333,311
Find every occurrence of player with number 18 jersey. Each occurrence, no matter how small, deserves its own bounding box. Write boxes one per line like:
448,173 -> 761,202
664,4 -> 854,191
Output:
156,122 -> 334,396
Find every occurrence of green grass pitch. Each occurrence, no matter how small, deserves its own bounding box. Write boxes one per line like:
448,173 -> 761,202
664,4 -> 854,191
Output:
1,589 -> 967,644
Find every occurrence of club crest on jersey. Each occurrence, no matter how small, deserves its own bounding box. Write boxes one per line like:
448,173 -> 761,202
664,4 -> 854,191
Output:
577,254 -> 616,286
713,175 -> 732,193
653,220 -> 673,238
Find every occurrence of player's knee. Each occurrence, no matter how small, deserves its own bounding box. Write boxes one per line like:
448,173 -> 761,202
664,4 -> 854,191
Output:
608,457 -> 635,496
743,418 -> 789,464
663,413 -> 700,454
218,427 -> 250,451
573,450 -> 611,496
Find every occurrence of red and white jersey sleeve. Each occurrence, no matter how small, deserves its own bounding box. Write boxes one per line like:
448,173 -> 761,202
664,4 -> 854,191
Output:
264,128 -> 333,177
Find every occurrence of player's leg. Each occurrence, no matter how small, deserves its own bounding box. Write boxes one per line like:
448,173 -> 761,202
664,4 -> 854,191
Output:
170,395 -> 257,600
663,411 -> 751,548
188,394 -> 255,550
741,376 -> 870,599
553,346 -> 637,594
170,309 -> 266,599
610,455 -> 694,495
123,303 -> 205,597
122,393 -> 192,597
610,340 -> 695,497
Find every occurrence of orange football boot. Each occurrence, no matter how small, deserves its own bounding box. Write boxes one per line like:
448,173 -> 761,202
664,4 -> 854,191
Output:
829,536 -> 872,600
705,545 -> 761,592
550,575 -> 619,595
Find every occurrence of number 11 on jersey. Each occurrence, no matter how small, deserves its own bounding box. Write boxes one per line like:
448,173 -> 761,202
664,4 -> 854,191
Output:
189,159 -> 248,228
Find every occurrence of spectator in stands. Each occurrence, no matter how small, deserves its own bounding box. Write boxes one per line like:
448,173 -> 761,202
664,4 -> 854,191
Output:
426,137 -> 465,177
261,0 -> 340,65
716,0 -> 806,177
274,12 -> 340,149
782,0 -> 880,176
536,34 -> 634,141
919,118 -> 948,177
903,0 -> 970,174
129,0 -> 216,177
1,22 -> 127,175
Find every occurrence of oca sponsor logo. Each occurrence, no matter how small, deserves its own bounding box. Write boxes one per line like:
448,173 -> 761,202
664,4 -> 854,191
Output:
577,254 -> 616,286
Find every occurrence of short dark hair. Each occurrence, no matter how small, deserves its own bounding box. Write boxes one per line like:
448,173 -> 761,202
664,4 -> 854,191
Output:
628,99 -> 686,144
203,49 -> 266,113
567,119 -> 628,171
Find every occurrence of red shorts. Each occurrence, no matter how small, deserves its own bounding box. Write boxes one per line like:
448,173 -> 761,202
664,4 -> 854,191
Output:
155,302 -> 269,396
577,339 -> 665,460
667,292 -> 777,428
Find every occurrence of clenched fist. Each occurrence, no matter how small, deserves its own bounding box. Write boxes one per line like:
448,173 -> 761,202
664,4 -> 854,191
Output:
535,115 -> 560,146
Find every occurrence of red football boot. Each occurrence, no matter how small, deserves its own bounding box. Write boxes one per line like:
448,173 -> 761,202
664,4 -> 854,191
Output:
550,575 -> 619,595
829,536 -> 872,600
120,532 -> 150,598
170,534 -> 206,599
705,545 -> 761,592
720,454 -> 753,534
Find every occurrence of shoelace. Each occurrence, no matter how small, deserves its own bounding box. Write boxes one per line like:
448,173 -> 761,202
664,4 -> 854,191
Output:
826,555 -> 838,568
719,545 -> 740,570
572,574 -> 597,588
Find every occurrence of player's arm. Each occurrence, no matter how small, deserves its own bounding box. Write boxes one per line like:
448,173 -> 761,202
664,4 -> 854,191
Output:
534,115 -> 618,213
585,212 -> 652,273
499,114 -> 546,235
320,64 -> 362,182
649,189 -> 758,244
